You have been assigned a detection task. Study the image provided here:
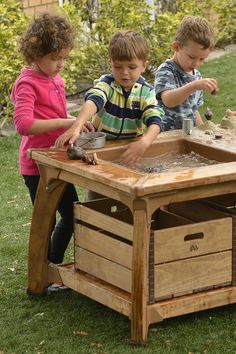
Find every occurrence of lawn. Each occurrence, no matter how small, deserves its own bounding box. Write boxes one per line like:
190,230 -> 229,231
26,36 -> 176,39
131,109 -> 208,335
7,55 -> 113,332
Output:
1,53 -> 236,354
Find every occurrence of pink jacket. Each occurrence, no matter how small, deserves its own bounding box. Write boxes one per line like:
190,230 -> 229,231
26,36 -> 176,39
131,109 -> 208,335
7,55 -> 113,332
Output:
11,67 -> 68,175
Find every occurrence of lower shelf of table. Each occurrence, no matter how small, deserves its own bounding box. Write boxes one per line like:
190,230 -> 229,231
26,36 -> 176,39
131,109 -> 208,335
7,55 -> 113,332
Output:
48,263 -> 236,326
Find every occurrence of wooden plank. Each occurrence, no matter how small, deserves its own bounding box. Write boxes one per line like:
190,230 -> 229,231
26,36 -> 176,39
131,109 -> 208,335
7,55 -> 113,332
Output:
30,146 -> 236,198
135,166 -> 236,197
154,251 -> 232,299
156,207 -> 192,229
74,224 -> 132,269
74,203 -> 133,241
79,199 -> 133,224
131,207 -> 149,344
76,248 -> 132,292
168,200 -> 230,221
204,193 -> 236,207
56,264 -> 132,317
184,139 -> 236,162
199,199 -> 236,286
27,176 -> 67,294
147,286 -> 236,325
154,218 -> 232,264
78,198 -> 129,214
31,150 -> 141,196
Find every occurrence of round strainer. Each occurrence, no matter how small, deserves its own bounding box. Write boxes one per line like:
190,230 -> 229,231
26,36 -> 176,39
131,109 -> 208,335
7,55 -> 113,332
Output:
75,132 -> 106,149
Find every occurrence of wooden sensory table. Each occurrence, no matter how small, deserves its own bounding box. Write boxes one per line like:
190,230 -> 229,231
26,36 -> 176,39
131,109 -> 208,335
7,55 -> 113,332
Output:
28,133 -> 236,344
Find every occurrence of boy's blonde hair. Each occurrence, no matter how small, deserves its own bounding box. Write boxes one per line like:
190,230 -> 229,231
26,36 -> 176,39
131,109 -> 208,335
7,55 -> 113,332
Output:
109,30 -> 149,62
175,16 -> 215,50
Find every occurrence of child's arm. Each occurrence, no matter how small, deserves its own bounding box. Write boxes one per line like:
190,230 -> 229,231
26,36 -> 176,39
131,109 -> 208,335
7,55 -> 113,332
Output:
27,117 -> 76,135
120,124 -> 161,165
195,111 -> 203,126
55,100 -> 97,147
161,78 -> 218,108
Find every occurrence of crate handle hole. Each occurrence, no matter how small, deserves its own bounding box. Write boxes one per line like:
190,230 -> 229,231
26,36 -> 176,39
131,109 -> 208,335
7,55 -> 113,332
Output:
184,232 -> 204,241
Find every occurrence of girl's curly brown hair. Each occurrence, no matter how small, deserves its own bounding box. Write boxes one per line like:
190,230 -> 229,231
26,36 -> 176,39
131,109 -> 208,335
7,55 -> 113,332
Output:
19,12 -> 75,65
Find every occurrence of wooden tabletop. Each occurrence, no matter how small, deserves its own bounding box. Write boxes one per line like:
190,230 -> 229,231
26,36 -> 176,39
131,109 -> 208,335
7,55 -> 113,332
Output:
29,134 -> 236,198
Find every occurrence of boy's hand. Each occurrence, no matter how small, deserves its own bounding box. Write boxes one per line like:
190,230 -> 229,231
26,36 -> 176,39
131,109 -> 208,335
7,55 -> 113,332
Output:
120,138 -> 150,166
82,121 -> 95,133
195,78 -> 218,94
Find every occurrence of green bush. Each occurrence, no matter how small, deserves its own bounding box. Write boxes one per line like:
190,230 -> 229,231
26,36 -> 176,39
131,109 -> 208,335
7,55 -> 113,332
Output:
147,0 -> 203,77
61,0 -> 203,87
58,3 -> 87,93
61,0 -> 154,90
0,0 -> 214,125
59,0 -> 202,92
0,0 -> 27,123
212,0 -> 236,47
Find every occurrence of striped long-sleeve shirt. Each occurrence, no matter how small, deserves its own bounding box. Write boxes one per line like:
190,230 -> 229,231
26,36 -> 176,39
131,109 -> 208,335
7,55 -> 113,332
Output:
85,74 -> 164,139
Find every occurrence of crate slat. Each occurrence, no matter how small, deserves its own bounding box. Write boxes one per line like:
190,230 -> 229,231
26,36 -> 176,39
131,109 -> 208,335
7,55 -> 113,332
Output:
74,203 -> 133,241
77,248 -> 132,292
75,224 -> 132,269
155,251 -> 232,299
154,217 -> 232,264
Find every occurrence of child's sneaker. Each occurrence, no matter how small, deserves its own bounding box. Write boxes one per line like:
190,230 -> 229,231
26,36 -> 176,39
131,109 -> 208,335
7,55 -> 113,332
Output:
47,283 -> 70,294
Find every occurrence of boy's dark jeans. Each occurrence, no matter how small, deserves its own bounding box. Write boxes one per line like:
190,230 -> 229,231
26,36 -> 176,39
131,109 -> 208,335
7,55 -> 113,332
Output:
23,175 -> 78,264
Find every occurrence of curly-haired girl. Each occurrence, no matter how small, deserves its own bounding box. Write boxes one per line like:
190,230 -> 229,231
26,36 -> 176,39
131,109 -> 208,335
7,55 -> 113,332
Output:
11,13 -> 78,286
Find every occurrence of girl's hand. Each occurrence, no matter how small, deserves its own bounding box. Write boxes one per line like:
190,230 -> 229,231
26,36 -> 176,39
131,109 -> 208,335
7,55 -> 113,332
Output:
55,100 -> 98,147
54,125 -> 82,148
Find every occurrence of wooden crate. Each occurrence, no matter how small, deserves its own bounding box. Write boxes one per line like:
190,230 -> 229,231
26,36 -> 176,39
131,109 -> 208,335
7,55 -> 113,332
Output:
200,193 -> 236,285
74,199 -> 232,300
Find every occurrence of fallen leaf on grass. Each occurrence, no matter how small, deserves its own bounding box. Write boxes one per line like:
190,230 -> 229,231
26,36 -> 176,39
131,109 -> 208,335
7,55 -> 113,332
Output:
149,328 -> 158,332
73,330 -> 88,336
8,260 -> 18,273
7,199 -> 17,204
90,342 -> 102,348
22,222 -> 31,227
34,312 -> 44,317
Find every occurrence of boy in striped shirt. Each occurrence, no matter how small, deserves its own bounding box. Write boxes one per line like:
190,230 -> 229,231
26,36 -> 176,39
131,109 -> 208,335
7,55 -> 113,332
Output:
56,30 -> 163,165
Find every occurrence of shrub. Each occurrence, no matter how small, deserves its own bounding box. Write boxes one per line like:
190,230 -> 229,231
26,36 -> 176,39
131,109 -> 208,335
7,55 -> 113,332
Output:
0,0 -> 211,125
0,1 -> 27,124
61,0 -> 203,90
212,0 -> 236,47
147,0 -> 203,77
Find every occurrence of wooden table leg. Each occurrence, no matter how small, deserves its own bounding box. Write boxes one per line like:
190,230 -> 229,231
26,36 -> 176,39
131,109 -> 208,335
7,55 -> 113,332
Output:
131,201 -> 150,344
27,172 -> 67,295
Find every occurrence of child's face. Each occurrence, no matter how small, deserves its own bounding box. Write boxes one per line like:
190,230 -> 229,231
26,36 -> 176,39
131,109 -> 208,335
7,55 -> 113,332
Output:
172,40 -> 211,73
32,48 -> 70,77
110,58 -> 147,91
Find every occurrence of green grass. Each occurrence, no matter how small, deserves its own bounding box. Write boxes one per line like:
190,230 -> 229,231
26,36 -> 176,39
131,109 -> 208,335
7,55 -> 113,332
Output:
199,53 -> 236,122
1,53 -> 236,354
